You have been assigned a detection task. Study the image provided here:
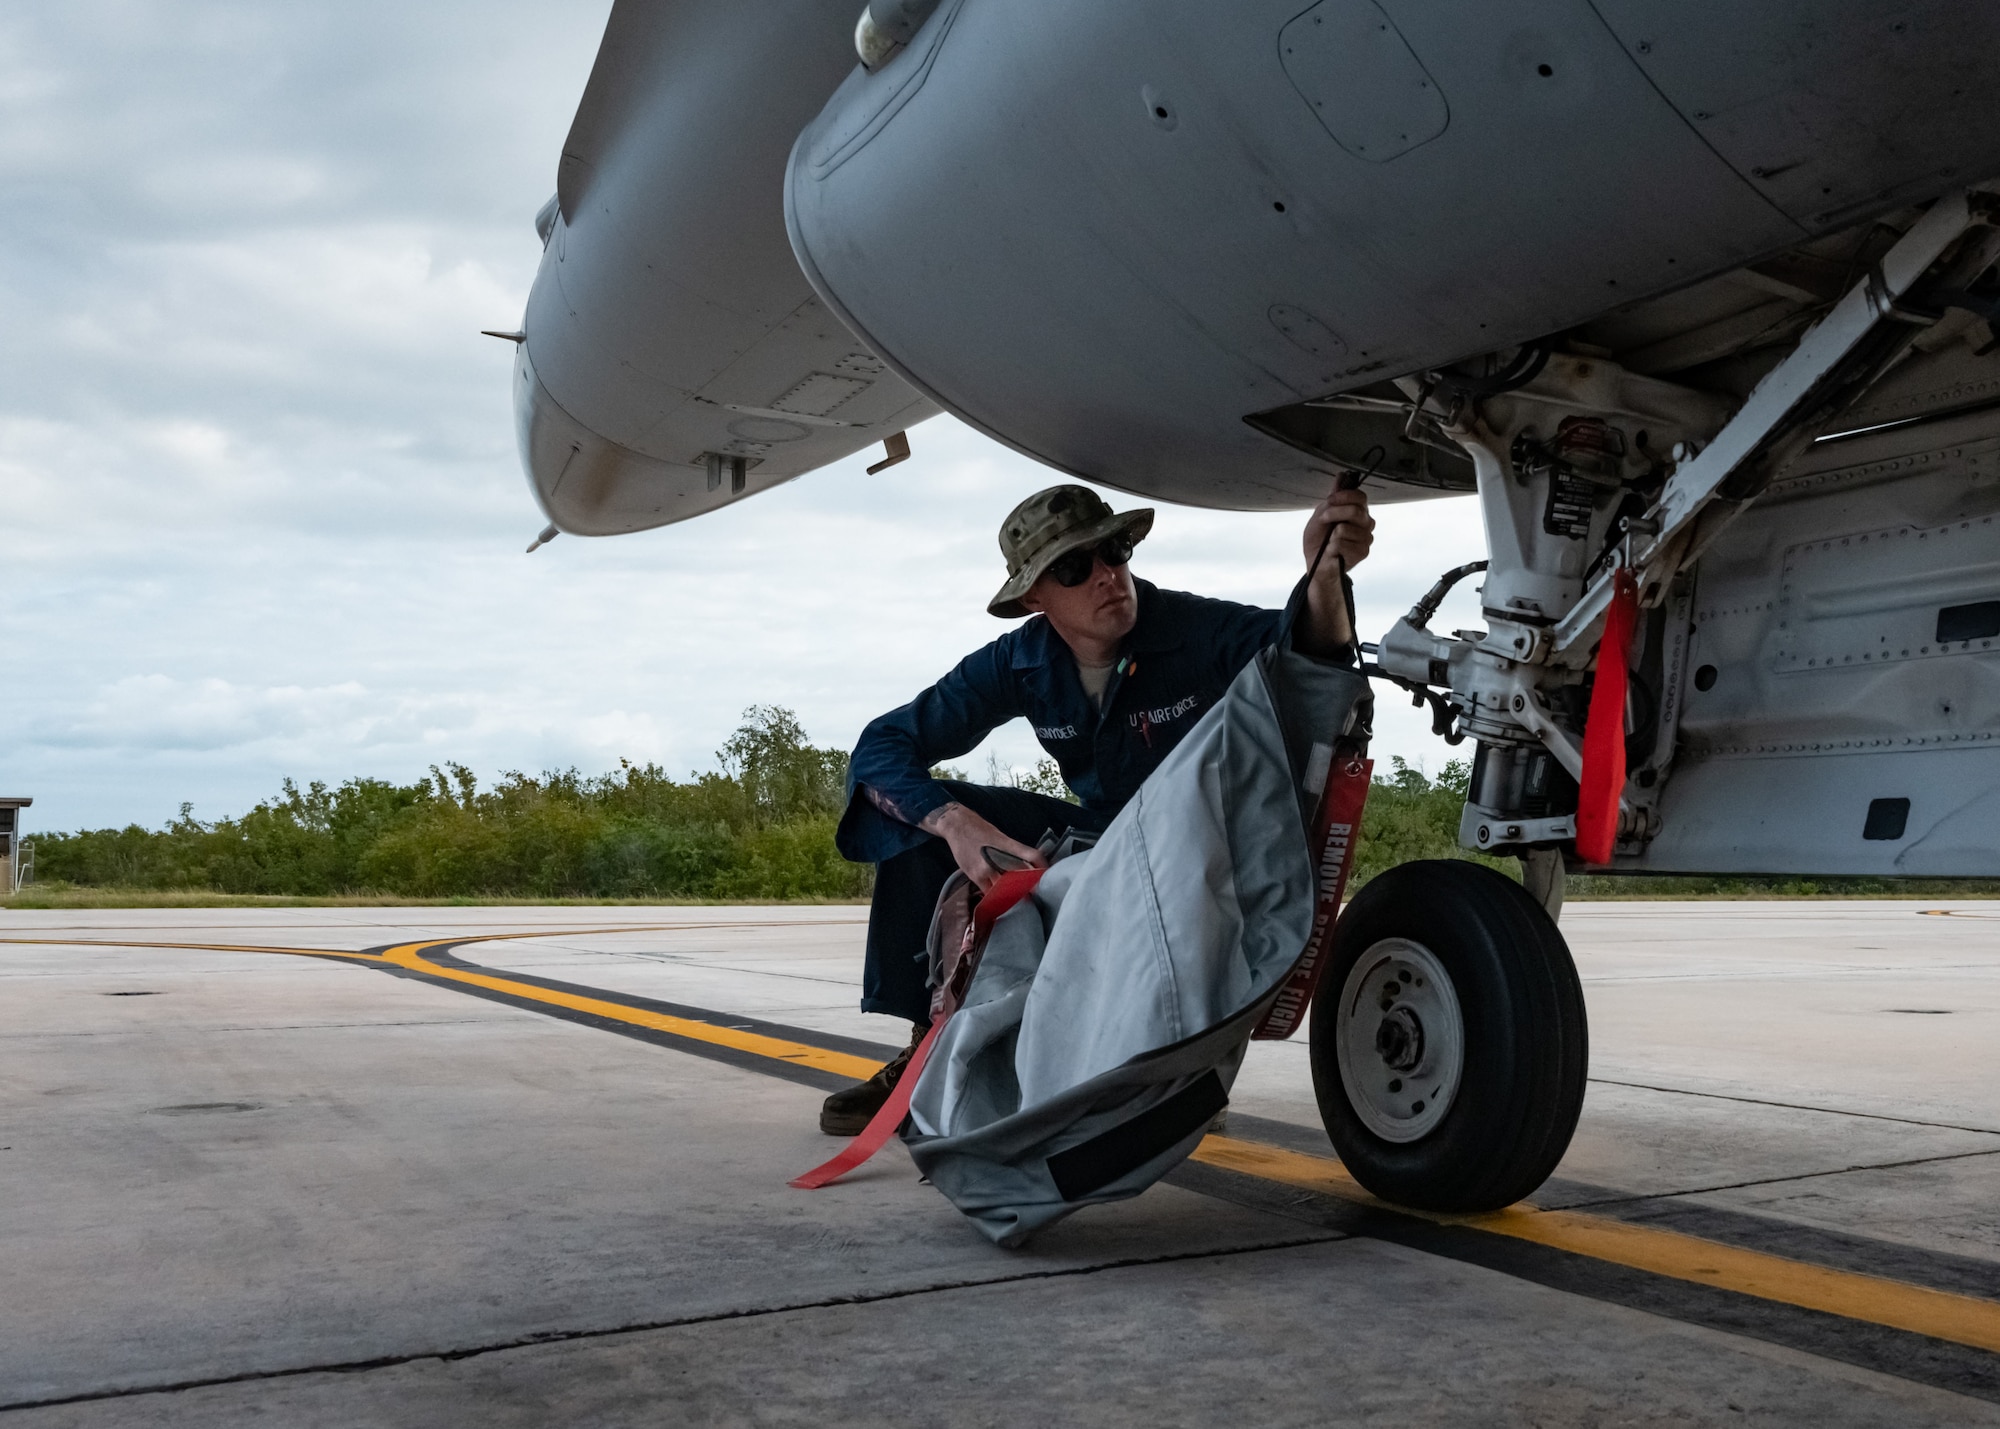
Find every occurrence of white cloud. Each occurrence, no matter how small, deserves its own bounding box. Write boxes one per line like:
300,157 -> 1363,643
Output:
32,676 -> 371,752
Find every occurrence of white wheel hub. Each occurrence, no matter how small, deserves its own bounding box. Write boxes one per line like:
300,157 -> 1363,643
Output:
1334,938 -> 1464,1143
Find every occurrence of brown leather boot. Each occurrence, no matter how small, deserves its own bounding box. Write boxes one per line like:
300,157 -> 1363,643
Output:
819,1024 -> 927,1136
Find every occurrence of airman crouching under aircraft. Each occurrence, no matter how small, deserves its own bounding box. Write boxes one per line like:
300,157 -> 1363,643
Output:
822,481 -> 1373,1134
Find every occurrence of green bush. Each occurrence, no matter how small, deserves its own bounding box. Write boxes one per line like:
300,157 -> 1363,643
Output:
37,721 -> 1983,903
32,723 -> 1494,901
33,708 -> 868,901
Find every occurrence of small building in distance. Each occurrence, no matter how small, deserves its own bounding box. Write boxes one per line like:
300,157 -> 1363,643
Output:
0,798 -> 31,895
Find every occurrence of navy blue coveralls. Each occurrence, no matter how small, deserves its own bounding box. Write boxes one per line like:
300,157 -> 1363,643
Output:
837,578 -> 1298,1026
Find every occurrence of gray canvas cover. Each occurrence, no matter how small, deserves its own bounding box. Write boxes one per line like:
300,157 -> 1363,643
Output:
904,644 -> 1369,1246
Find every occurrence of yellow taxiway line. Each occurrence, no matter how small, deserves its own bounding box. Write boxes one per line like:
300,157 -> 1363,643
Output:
1193,1136 -> 2000,1355
375,938 -> 882,1082
9,923 -> 1999,1353
0,928 -> 882,1082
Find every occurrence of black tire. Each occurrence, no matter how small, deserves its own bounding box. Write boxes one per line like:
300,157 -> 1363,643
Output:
1309,859 -> 1587,1212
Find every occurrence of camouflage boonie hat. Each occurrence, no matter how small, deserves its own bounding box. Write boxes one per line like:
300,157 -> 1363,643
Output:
988,484 -> 1154,619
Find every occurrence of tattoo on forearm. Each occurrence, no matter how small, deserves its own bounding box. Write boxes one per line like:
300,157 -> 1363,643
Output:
918,800 -> 964,834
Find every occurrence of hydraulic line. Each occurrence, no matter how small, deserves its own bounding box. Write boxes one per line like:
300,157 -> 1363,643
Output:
1406,560 -> 1488,631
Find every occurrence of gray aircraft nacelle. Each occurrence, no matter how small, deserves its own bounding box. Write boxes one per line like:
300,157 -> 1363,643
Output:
787,0 -> 1895,507
512,0 -> 2000,1213
511,0 -> 937,537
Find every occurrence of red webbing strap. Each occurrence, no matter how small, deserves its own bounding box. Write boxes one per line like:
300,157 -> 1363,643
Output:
1253,748 -> 1373,1041
1576,568 -> 1639,866
786,1019 -> 946,1190
789,867 -> 1045,1190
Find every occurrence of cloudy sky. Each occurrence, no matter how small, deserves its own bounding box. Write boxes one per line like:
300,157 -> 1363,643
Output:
4,2 -> 1488,835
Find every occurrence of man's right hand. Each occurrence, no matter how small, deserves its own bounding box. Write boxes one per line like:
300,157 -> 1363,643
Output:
919,802 -> 1047,892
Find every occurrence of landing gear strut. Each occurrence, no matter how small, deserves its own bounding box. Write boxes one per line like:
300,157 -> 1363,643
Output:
1321,191 -> 2000,1210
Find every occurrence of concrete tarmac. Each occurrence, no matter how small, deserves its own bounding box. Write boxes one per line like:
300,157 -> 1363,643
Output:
0,901 -> 1995,1425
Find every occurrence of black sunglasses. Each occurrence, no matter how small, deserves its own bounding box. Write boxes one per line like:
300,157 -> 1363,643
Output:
1047,534 -> 1136,588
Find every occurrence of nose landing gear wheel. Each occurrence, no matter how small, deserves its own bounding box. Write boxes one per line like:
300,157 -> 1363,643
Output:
1309,859 -> 1587,1212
